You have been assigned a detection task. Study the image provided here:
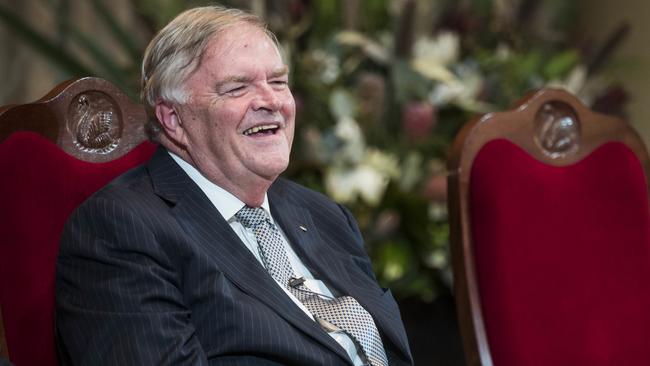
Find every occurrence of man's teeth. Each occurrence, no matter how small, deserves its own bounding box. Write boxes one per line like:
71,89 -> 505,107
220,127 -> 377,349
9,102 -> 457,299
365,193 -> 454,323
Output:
243,124 -> 278,136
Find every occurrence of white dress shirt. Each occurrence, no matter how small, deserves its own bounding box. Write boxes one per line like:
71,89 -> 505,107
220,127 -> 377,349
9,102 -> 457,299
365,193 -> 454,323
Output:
168,152 -> 365,365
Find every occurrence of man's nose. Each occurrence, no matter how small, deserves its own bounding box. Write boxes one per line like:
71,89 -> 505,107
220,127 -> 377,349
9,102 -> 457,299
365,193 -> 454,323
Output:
252,83 -> 282,112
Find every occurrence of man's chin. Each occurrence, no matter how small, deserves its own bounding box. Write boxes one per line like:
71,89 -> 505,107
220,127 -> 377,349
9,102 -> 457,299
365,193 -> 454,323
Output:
270,162 -> 291,178
244,158 -> 288,179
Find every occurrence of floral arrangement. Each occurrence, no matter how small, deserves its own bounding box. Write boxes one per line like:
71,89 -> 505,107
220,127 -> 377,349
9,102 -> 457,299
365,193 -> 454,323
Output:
0,0 -> 628,301
273,0 -> 629,301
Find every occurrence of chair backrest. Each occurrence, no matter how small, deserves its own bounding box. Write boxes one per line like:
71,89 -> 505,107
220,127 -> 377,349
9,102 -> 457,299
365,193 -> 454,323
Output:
0,77 -> 157,365
448,88 -> 650,366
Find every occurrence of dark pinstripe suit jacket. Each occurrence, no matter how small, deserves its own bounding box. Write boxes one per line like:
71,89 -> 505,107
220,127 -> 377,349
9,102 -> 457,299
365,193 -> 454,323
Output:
56,147 -> 413,365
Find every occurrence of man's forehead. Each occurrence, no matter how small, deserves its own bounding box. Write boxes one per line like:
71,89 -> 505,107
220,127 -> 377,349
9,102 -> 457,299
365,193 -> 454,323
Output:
205,23 -> 276,55
184,23 -> 287,85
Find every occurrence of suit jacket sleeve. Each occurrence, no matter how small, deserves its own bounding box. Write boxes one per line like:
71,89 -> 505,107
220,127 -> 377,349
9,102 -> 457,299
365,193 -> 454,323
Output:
55,195 -> 209,365
337,203 -> 377,278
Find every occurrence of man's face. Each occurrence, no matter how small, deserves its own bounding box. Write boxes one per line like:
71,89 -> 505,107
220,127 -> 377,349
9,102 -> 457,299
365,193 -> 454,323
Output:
176,23 -> 295,192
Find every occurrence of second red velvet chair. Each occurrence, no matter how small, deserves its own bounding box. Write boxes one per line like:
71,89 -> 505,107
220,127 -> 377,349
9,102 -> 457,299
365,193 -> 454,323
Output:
448,89 -> 650,366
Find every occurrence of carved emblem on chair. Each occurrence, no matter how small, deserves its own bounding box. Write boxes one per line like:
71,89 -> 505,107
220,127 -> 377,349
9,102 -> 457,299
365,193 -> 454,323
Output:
534,101 -> 581,158
67,92 -> 122,154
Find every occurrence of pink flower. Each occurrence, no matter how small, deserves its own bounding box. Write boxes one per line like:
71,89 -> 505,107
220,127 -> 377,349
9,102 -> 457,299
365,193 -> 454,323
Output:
402,101 -> 437,141
423,174 -> 448,202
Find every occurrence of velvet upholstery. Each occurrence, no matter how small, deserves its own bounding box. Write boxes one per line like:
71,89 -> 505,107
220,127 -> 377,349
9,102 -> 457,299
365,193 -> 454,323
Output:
469,139 -> 650,365
0,132 -> 156,365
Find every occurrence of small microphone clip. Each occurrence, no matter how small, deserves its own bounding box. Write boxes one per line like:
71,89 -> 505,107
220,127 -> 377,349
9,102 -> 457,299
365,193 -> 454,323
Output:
289,276 -> 306,288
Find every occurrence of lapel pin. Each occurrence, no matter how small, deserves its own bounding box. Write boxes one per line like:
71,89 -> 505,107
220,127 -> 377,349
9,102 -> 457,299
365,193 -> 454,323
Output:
299,225 -> 307,232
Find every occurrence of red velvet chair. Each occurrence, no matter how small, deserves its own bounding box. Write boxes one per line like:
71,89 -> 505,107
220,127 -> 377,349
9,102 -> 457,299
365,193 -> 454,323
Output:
448,89 -> 650,366
0,77 -> 157,365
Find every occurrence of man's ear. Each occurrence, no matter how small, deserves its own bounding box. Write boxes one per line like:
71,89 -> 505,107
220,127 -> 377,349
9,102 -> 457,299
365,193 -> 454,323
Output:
155,100 -> 187,147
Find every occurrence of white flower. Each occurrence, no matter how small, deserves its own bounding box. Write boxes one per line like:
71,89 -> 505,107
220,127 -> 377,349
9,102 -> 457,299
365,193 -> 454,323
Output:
494,43 -> 512,61
334,116 -> 365,163
413,32 -> 460,67
429,81 -> 464,106
428,63 -> 490,112
325,166 -> 359,204
336,31 -> 390,64
411,32 -> 460,84
412,60 -> 457,84
546,65 -> 587,96
365,148 -> 400,179
358,148 -> 400,205
325,164 -> 388,207
354,164 -> 391,206
325,148 -> 400,207
329,88 -> 357,119
399,152 -> 423,191
311,49 -> 340,84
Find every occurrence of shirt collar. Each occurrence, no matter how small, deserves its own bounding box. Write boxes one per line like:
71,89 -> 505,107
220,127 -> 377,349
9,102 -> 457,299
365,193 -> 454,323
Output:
167,150 -> 271,222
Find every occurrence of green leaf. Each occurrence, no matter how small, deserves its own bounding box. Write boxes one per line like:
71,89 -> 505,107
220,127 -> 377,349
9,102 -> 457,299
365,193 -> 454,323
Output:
515,51 -> 543,80
391,59 -> 430,103
544,50 -> 578,79
0,4 -> 94,77
89,0 -> 142,61
65,25 -> 138,98
376,241 -> 411,281
133,0 -> 188,29
310,1 -> 339,41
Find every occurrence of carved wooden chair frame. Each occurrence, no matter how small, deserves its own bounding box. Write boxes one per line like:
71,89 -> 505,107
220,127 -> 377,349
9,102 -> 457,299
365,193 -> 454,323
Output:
0,77 -> 149,161
0,77 -> 152,362
447,88 -> 650,366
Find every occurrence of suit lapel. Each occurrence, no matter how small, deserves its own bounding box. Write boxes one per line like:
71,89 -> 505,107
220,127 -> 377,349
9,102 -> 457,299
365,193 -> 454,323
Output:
269,185 -> 411,359
268,195 -> 354,292
146,148 -> 351,363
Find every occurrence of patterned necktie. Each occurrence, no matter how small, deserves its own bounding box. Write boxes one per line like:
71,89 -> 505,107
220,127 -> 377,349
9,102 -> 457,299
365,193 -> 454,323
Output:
236,206 -> 388,366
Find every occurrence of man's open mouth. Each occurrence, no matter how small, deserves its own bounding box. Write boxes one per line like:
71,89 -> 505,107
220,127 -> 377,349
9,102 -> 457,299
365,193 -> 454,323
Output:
242,124 -> 280,136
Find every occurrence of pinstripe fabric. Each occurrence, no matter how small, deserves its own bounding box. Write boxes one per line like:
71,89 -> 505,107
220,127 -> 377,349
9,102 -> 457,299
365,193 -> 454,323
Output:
236,207 -> 387,366
55,147 -> 413,365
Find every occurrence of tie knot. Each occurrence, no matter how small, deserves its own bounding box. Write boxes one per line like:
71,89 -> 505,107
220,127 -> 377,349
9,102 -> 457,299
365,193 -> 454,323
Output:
235,206 -> 268,229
